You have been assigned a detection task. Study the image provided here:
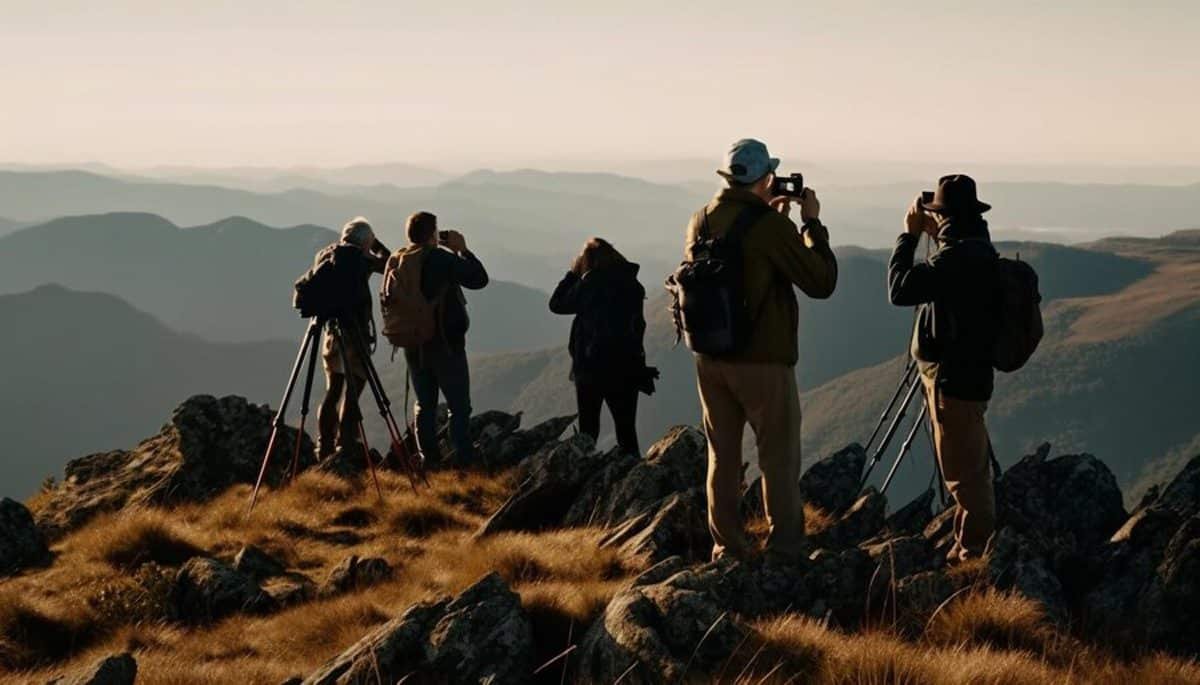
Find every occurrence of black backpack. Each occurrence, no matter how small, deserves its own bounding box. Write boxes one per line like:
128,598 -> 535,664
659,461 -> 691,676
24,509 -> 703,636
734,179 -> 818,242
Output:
665,204 -> 768,356
992,255 -> 1043,372
293,244 -> 360,320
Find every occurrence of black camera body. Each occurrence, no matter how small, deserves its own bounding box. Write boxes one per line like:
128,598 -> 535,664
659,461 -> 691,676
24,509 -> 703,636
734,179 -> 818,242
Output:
772,172 -> 805,199
437,230 -> 450,244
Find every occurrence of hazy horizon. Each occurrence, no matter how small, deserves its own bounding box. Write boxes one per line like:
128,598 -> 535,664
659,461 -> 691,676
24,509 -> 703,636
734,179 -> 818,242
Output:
3,2 -> 1197,170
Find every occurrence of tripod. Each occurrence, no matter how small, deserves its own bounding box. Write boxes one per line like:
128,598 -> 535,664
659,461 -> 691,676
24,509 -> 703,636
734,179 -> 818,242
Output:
248,313 -> 427,513
859,357 -> 946,500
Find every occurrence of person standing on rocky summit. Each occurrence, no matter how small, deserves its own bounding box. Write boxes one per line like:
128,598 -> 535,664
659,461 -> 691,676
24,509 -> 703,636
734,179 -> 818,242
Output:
687,139 -> 838,562
316,217 -> 388,459
888,174 -> 1001,564
400,212 -> 489,467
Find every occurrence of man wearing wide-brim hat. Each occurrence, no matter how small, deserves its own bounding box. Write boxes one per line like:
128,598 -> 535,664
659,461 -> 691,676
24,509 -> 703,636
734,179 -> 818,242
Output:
888,174 -> 1000,564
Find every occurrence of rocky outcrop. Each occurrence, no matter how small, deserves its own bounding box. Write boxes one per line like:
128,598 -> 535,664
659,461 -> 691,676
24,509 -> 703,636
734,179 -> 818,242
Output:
303,572 -> 533,685
598,488 -> 709,566
475,434 -> 603,536
813,488 -> 887,549
233,544 -> 286,580
47,652 -> 137,685
36,395 -> 314,538
318,555 -> 393,597
425,409 -> 576,469
170,556 -> 274,624
799,443 -> 868,514
0,497 -> 50,575
1082,454 -> 1200,655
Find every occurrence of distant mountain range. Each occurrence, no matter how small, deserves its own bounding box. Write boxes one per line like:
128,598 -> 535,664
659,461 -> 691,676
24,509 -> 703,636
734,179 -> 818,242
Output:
0,212 -> 568,349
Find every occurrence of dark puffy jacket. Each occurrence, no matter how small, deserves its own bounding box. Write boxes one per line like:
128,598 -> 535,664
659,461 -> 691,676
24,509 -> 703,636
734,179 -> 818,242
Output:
549,262 -> 647,384
888,218 -> 1000,401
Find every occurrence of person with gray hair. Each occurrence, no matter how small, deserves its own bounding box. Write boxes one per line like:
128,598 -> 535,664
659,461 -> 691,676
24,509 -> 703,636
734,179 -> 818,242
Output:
314,216 -> 391,459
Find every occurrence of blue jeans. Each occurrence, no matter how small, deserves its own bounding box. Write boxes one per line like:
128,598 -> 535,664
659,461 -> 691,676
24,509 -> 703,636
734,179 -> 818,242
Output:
408,346 -> 475,464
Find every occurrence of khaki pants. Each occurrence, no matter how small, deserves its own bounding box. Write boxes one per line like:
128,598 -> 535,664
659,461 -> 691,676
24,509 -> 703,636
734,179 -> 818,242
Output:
318,370 -> 366,458
696,357 -> 805,561
922,371 -> 995,561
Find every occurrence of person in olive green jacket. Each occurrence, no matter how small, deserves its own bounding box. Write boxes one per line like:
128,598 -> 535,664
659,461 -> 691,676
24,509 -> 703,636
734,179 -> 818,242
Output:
687,138 -> 837,562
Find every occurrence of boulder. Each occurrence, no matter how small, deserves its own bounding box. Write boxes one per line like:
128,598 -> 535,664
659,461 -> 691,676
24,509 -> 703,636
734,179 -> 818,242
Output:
599,489 -> 710,566
475,434 -> 602,536
893,570 -> 960,635
813,488 -> 887,549
233,544 -> 287,580
995,444 -> 1127,569
319,555 -> 393,597
862,535 -> 941,589
263,575 -> 317,607
804,547 -> 874,628
885,488 -> 936,536
304,572 -> 534,685
562,449 -> 641,526
799,443 -> 868,514
985,527 -> 1068,624
1154,454 -> 1200,519
0,497 -> 50,576
47,652 -> 137,685
170,556 -> 273,623
36,395 -> 314,537
581,426 -> 707,527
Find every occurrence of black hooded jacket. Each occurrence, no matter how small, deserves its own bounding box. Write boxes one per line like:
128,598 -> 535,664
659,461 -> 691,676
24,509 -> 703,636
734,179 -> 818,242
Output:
888,218 -> 1001,401
549,262 -> 648,384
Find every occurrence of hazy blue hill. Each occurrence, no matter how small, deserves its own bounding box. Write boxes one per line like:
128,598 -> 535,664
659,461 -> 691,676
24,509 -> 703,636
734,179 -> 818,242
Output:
0,216 -> 23,238
0,285 -> 292,497
0,212 -> 569,352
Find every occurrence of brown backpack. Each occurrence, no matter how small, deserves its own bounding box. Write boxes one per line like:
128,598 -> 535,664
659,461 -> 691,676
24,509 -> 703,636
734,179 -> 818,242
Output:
381,246 -> 440,348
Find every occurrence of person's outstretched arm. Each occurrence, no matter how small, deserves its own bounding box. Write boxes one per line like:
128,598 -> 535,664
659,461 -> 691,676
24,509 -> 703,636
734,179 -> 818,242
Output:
444,230 -> 488,290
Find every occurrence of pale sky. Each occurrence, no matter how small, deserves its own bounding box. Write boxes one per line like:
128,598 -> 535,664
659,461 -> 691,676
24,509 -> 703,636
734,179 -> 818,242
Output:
2,1 -> 1197,169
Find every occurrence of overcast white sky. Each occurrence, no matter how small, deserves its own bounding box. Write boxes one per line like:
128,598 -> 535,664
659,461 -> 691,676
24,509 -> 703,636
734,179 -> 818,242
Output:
2,1 -> 1197,169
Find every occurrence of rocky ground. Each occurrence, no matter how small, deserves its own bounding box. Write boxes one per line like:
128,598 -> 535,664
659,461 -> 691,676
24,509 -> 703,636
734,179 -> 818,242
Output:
1,394 -> 1198,684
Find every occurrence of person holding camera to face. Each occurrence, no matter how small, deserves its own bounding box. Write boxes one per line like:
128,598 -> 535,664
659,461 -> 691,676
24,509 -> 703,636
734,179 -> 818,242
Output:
685,138 -> 838,563
888,174 -> 1001,564
315,217 -> 390,459
383,211 -> 488,467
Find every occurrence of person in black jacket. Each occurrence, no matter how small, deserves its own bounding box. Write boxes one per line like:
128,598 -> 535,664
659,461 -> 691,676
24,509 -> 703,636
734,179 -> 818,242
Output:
403,211 -> 489,466
888,174 -> 1000,564
549,238 -> 648,455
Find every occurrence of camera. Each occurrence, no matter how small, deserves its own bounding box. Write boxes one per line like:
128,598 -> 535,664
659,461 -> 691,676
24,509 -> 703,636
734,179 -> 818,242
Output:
772,172 -> 805,199
921,191 -> 935,206
437,230 -> 450,244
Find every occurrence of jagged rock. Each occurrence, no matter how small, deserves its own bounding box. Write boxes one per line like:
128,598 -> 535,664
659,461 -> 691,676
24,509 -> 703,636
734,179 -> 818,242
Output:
631,555 -> 691,588
319,555 -> 392,597
800,443 -> 868,514
862,535 -> 941,588
886,488 -> 936,536
599,489 -> 709,566
456,411 -> 576,468
0,497 -> 50,575
813,488 -> 887,549
996,444 -> 1127,568
170,556 -> 273,623
805,547 -> 873,628
263,574 -> 317,607
233,544 -> 287,580
985,527 -> 1068,624
562,449 -> 641,526
584,426 -> 707,527
47,652 -> 137,685
576,559 -> 750,684
1154,454 -> 1200,519
36,395 -> 314,538
475,433 -> 602,536
304,573 -> 533,685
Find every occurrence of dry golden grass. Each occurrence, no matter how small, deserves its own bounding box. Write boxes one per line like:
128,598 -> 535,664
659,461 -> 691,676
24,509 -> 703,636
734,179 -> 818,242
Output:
5,466 -> 1200,684
1065,260 -> 1200,345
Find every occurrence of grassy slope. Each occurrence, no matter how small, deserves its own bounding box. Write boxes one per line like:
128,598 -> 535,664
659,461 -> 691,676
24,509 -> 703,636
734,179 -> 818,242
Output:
2,467 -> 1197,684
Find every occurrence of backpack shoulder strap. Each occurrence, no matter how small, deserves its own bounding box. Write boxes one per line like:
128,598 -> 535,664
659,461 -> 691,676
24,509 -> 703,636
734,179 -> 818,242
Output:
725,203 -> 771,246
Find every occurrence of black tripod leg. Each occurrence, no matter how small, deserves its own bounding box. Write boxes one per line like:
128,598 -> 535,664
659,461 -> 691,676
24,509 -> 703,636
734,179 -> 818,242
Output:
882,401 -> 929,494
861,374 -> 922,488
865,358 -> 916,454
249,320 -> 318,513
290,322 -> 322,480
332,322 -> 385,501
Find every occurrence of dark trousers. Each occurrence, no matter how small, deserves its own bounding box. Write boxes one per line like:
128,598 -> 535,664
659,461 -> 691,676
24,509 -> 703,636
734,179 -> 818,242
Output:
409,346 -> 475,464
575,378 -> 640,456
318,370 -> 366,457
